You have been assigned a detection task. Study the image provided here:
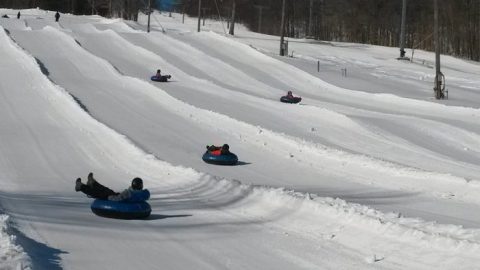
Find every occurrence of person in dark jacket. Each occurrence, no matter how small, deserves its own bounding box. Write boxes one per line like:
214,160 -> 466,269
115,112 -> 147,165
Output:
55,11 -> 60,22
17,11 -> 20,19
154,69 -> 171,80
207,144 -> 230,155
75,172 -> 144,201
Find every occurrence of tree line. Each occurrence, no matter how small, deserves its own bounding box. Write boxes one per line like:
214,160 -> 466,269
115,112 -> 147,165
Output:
183,0 -> 480,62
1,0 -> 478,61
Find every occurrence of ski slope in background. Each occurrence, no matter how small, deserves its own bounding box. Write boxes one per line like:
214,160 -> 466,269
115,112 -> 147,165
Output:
1,8 -> 480,269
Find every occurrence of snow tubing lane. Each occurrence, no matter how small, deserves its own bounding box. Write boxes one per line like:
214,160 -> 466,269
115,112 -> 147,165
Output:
202,151 -> 238,165
280,96 -> 302,104
151,75 -> 170,82
90,190 -> 152,219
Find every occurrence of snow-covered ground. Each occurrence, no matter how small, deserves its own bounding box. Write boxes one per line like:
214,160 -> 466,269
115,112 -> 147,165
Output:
0,8 -> 480,269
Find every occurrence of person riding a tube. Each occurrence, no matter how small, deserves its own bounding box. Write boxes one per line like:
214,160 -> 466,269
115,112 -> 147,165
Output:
75,172 -> 146,201
207,144 -> 230,156
155,69 -> 162,79
286,91 -> 294,98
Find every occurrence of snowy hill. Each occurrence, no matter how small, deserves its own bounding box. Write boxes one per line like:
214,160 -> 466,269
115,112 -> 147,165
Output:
0,8 -> 480,269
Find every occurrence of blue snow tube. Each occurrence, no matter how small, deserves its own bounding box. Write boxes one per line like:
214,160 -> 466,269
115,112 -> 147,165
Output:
280,96 -> 302,104
202,151 -> 238,165
90,189 -> 151,219
150,75 -> 171,82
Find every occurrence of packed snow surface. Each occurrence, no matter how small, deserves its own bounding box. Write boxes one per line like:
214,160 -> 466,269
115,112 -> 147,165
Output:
0,8 -> 480,269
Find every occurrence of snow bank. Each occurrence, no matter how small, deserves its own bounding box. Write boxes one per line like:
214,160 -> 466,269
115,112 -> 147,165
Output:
252,187 -> 480,246
66,23 -> 100,33
181,176 -> 480,264
94,19 -> 140,33
0,215 -> 31,270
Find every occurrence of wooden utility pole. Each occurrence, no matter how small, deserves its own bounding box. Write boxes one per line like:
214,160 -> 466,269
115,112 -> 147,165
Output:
182,2 -> 186,23
279,0 -> 286,56
147,0 -> 151,32
197,0 -> 202,32
434,0 -> 440,74
433,0 -> 444,99
229,0 -> 236,35
399,0 -> 407,58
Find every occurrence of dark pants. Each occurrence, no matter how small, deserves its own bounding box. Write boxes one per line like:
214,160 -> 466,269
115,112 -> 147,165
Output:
80,181 -> 118,200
